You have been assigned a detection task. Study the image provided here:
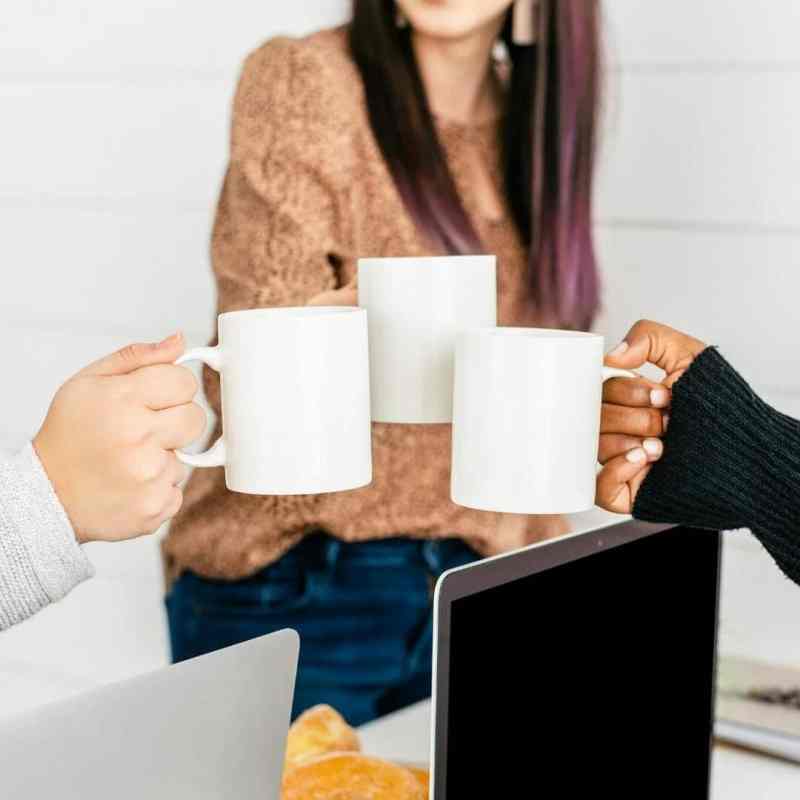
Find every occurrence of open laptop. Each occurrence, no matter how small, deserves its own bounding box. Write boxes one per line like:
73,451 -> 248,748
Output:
430,520 -> 721,799
0,628 -> 299,799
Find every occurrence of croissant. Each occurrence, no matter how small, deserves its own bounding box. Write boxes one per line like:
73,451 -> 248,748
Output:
284,705 -> 361,771
282,752 -> 426,800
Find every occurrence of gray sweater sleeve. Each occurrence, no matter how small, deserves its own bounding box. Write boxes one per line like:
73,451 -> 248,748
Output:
0,443 -> 94,630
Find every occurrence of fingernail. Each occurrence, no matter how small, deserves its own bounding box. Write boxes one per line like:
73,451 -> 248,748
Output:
626,447 -> 647,464
643,438 -> 663,458
663,413 -> 670,432
158,332 -> 183,347
650,388 -> 669,408
608,341 -> 629,358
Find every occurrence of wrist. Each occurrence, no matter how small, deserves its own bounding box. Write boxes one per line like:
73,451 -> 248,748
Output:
32,431 -> 88,545
634,348 -> 761,530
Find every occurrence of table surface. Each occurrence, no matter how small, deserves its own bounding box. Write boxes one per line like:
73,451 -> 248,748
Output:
359,700 -> 800,799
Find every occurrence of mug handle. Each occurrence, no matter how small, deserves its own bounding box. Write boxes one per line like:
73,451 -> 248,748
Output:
174,346 -> 226,468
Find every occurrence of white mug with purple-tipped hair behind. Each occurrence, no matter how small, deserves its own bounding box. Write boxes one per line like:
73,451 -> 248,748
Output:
358,255 -> 497,423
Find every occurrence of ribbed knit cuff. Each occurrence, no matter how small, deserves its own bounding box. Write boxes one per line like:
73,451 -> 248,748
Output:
634,348 -> 800,583
0,444 -> 94,629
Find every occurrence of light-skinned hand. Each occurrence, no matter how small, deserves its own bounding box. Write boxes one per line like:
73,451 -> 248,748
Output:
33,333 -> 206,544
596,320 -> 707,514
306,277 -> 358,307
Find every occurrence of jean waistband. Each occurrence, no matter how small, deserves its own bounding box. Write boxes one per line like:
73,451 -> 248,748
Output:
288,531 -> 475,575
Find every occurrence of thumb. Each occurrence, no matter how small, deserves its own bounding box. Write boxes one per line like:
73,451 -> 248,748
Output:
604,319 -> 706,385
307,285 -> 358,307
604,333 -> 654,372
78,332 -> 185,377
337,285 -> 358,306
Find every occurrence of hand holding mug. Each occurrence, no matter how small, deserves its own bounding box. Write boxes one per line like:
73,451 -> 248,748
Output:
306,277 -> 358,307
596,320 -> 708,513
33,334 -> 206,543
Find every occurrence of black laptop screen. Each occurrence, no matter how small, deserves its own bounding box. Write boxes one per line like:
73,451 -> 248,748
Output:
445,526 -> 720,798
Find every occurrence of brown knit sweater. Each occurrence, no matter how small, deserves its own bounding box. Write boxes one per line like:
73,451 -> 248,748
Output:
164,27 -> 568,581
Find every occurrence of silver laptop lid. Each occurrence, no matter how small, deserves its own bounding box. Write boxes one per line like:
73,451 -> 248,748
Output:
0,629 -> 299,800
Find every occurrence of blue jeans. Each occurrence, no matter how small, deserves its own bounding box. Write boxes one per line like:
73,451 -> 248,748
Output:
166,533 -> 478,726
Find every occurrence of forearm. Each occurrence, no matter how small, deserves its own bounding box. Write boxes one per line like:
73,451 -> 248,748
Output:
634,348 -> 800,582
0,444 -> 93,630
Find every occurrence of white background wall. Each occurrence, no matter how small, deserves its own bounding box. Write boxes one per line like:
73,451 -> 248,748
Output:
0,1 -> 798,717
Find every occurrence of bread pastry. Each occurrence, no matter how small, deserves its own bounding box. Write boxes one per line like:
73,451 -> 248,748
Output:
284,705 -> 361,771
281,752 -> 426,800
282,705 -> 429,798
406,765 -> 430,799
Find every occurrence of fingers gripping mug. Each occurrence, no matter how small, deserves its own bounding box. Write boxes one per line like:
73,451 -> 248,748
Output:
451,328 -> 636,514
175,307 -> 372,495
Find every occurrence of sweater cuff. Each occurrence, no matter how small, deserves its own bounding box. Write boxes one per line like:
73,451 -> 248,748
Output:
0,443 -> 94,629
634,348 -> 800,577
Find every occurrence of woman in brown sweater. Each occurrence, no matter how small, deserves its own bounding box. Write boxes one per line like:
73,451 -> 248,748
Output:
166,0 -> 605,725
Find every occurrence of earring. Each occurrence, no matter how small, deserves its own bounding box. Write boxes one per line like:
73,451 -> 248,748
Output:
492,39 -> 510,63
395,5 -> 409,29
512,0 -> 538,45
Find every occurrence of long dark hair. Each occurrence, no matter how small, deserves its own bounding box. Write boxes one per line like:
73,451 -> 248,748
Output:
349,0 -> 601,330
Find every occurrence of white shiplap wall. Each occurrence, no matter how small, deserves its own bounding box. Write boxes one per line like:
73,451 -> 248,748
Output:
598,0 -> 800,396
0,0 -> 352,715
599,0 -> 800,677
0,1 -> 798,716
0,0 -> 351,454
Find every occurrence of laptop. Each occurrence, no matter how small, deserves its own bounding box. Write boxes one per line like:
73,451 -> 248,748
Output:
0,628 -> 299,799
430,520 -> 721,798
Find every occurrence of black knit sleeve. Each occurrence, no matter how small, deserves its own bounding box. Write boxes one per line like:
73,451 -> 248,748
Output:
633,347 -> 800,584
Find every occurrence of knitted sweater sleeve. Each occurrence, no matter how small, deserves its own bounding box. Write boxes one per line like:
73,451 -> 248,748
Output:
166,36 -> 353,568
634,348 -> 800,584
0,444 -> 93,630
204,36 -> 349,415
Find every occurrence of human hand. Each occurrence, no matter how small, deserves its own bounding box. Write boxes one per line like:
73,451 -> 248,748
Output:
596,320 -> 707,513
33,333 -> 207,543
306,277 -> 358,307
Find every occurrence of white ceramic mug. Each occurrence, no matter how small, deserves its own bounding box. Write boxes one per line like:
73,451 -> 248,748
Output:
176,307 -> 372,495
358,255 -> 497,423
451,328 -> 635,514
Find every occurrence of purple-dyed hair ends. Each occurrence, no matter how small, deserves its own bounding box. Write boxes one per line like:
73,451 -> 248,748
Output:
349,0 -> 602,330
